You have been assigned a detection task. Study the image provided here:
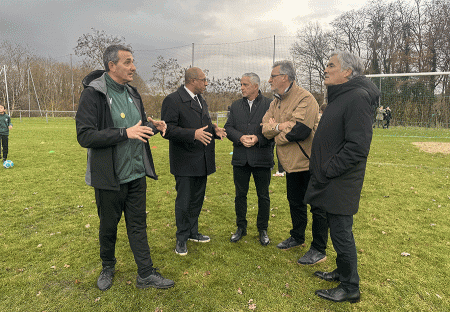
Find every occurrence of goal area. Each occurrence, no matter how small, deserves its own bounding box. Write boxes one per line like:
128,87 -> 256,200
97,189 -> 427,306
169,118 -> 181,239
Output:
366,72 -> 450,128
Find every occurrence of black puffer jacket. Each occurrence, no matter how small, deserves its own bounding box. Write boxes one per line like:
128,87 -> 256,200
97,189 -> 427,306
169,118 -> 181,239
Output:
76,70 -> 158,191
305,76 -> 380,215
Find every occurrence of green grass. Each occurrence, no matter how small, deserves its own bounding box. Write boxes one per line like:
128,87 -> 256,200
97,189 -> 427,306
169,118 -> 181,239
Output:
1,118 -> 450,311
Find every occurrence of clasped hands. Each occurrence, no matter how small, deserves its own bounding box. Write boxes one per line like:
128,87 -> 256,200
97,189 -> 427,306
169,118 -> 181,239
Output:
240,135 -> 258,148
195,124 -> 227,146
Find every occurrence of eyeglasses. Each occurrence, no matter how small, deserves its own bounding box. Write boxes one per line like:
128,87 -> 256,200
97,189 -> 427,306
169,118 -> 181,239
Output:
270,74 -> 285,79
194,78 -> 207,82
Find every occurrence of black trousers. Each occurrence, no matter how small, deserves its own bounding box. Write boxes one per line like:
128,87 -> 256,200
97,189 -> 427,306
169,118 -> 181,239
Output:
0,134 -> 8,160
286,170 -> 328,254
174,175 -> 207,242
233,164 -> 271,232
327,212 -> 359,291
94,177 -> 153,277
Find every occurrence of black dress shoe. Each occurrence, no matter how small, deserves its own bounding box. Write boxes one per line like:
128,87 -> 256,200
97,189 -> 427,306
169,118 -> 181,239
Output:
230,228 -> 246,242
259,230 -> 270,246
314,270 -> 340,282
315,285 -> 360,303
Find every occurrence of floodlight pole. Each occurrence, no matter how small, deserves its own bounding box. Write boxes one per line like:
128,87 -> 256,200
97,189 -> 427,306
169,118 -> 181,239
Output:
1,65 -> 11,113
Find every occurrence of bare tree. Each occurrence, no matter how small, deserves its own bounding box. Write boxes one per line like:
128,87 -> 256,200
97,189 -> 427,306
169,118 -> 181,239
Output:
291,22 -> 331,94
149,56 -> 184,96
74,28 -> 130,69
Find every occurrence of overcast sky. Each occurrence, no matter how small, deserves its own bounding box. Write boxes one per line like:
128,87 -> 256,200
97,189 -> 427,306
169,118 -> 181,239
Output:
1,0 -> 371,59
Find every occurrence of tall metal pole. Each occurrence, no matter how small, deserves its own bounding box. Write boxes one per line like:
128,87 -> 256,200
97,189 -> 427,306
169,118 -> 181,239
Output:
273,35 -> 276,64
71,54 -> 75,112
192,43 -> 194,67
27,57 -> 31,117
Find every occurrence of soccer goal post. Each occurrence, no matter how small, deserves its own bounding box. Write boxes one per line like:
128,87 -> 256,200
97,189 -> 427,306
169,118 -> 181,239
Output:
366,72 -> 450,128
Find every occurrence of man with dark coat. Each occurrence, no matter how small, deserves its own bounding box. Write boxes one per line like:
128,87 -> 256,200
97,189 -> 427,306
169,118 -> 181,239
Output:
76,45 -> 174,291
305,51 -> 380,303
224,73 -> 274,246
161,67 -> 226,256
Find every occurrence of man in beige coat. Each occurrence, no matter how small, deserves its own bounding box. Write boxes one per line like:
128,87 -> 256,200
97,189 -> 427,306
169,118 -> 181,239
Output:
262,60 -> 328,265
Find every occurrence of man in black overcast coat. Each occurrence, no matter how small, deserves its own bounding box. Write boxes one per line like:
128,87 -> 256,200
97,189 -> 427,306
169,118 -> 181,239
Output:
305,51 -> 380,303
224,73 -> 274,246
161,67 -> 226,256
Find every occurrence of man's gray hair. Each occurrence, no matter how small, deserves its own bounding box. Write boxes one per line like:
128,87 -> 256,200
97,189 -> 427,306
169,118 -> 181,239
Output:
273,60 -> 296,82
103,45 -> 132,72
330,51 -> 364,79
242,73 -> 260,86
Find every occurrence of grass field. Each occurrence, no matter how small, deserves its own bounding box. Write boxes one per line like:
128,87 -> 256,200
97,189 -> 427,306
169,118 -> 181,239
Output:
1,118 -> 450,311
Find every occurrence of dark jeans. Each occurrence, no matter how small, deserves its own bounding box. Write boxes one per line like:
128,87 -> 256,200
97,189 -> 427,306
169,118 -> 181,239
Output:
327,212 -> 359,291
233,164 -> 271,232
0,134 -> 8,160
94,177 -> 153,277
286,170 -> 328,253
174,175 -> 207,242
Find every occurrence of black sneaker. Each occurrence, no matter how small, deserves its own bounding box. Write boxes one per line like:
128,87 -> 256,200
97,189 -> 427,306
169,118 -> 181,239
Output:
97,266 -> 115,291
136,268 -> 175,289
175,240 -> 188,256
276,236 -> 305,250
188,233 -> 210,243
298,248 -> 327,265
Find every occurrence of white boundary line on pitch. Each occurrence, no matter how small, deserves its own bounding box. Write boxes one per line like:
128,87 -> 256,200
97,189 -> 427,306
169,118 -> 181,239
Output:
375,135 -> 450,139
368,161 -> 450,171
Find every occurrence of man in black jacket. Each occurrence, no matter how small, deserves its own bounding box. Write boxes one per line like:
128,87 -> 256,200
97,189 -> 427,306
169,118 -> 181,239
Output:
161,67 -> 226,256
224,73 -> 274,246
305,51 -> 380,303
76,45 -> 174,291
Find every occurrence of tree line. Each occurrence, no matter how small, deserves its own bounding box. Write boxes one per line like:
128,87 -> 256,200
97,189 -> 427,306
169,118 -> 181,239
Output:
1,0 -> 449,123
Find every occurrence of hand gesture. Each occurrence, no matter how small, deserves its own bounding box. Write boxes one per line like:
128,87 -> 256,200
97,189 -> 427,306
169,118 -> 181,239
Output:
147,116 -> 167,136
213,124 -> 227,140
195,125 -> 213,146
126,120 -> 154,143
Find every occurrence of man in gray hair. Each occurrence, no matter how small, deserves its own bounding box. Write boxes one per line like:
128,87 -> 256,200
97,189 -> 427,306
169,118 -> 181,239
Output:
262,60 -> 329,265
305,51 -> 380,303
224,73 -> 274,246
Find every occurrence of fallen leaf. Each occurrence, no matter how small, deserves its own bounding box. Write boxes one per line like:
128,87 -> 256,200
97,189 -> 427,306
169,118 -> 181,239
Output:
237,288 -> 243,295
184,271 -> 189,275
203,271 -> 211,276
285,283 -> 289,288
382,231 -> 386,235
271,214 -> 276,217
401,252 -> 410,256
36,291 -> 41,296
64,264 -> 70,268
51,266 -> 56,269
248,303 -> 256,310
248,299 -> 253,303
85,224 -> 90,228
94,297 -> 101,302
37,244 -> 42,248
257,266 -> 261,269
430,223 -> 436,226
126,281 -> 132,285
436,294 -> 442,299
75,279 -> 81,284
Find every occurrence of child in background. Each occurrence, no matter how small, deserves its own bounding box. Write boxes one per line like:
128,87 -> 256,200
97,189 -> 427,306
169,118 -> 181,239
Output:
0,104 -> 13,163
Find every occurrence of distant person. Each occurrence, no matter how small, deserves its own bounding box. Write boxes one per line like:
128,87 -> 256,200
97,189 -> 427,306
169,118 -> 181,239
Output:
76,44 -> 174,291
261,60 -> 328,266
384,106 -> 392,129
0,104 -> 13,163
224,73 -> 274,245
273,155 -> 285,177
375,106 -> 385,128
305,51 -> 380,303
161,67 -> 226,256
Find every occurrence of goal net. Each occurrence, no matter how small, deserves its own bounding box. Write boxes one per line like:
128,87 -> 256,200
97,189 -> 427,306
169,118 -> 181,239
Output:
366,72 -> 450,128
